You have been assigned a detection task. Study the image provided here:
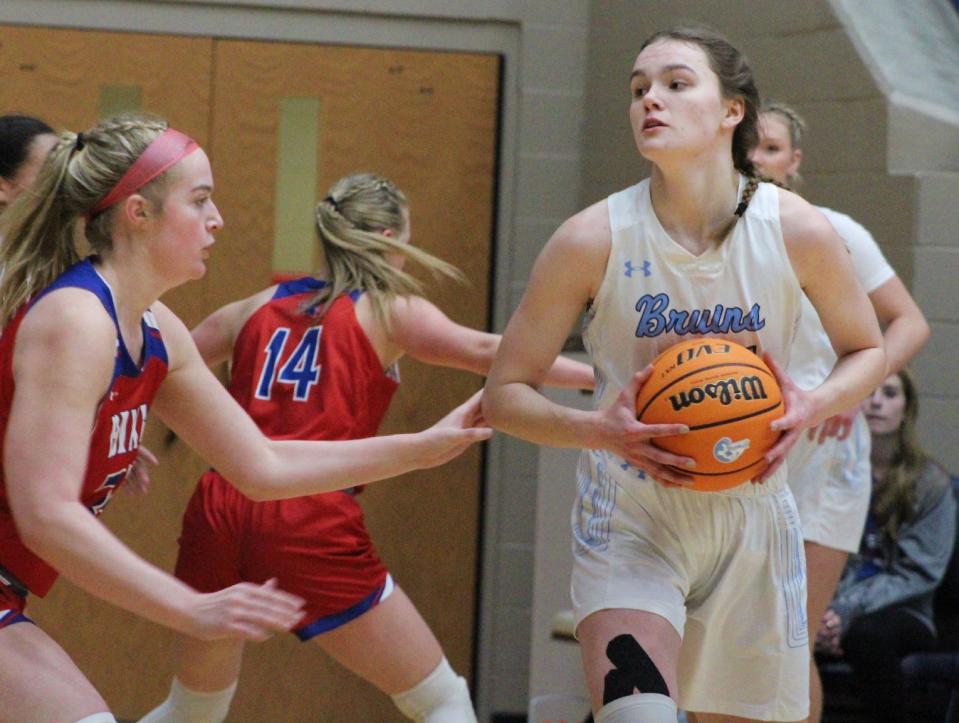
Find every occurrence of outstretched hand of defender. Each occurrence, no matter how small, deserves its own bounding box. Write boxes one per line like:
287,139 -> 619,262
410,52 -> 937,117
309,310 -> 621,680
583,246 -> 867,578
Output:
414,390 -> 493,469
756,353 -> 814,482
598,366 -> 695,488
187,578 -> 305,642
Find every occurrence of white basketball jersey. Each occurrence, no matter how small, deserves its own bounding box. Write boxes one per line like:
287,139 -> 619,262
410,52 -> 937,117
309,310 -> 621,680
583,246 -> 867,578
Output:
583,177 -> 802,415
787,206 -> 894,390
785,206 -> 893,548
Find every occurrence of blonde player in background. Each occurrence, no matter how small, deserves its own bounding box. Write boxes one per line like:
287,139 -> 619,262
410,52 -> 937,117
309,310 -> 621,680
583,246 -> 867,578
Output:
140,172 -> 594,723
750,100 -> 930,723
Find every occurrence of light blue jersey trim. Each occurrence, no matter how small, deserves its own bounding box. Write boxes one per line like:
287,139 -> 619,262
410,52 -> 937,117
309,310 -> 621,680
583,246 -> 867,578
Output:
573,451 -> 616,553
777,492 -> 809,648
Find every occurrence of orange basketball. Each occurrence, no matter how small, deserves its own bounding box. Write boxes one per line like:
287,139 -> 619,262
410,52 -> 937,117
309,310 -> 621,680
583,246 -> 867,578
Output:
635,338 -> 784,491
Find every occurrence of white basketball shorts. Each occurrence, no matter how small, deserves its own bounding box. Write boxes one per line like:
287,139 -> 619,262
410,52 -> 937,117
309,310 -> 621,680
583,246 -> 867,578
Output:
787,413 -> 871,553
570,450 -> 809,721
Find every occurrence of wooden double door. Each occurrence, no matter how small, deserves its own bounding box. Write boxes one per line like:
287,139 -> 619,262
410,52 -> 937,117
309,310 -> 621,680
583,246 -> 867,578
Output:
0,23 -> 499,722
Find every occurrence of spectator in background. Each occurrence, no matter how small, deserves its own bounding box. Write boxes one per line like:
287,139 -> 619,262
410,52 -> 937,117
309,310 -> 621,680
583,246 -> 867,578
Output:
816,369 -> 956,723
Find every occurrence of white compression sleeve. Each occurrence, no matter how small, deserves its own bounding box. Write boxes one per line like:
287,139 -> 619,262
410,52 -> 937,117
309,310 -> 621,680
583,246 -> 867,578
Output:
136,677 -> 238,723
595,693 -> 678,723
390,657 -> 477,723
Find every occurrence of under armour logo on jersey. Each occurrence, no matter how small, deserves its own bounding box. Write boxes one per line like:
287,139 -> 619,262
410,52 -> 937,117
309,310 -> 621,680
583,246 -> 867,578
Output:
619,460 -> 646,479
624,260 -> 651,278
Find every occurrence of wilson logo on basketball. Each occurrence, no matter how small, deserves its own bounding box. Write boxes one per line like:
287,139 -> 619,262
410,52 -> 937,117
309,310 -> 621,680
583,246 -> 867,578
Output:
667,375 -> 769,412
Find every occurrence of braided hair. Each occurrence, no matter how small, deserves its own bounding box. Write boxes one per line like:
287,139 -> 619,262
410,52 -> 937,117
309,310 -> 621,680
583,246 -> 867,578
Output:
638,27 -> 784,230
640,26 -> 760,178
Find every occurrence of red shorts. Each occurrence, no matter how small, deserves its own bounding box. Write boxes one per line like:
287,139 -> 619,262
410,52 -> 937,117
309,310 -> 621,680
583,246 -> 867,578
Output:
175,470 -> 389,639
0,566 -> 31,630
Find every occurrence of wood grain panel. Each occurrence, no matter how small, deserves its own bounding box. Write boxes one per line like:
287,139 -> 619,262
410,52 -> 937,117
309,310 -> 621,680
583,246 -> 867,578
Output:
207,39 -> 499,722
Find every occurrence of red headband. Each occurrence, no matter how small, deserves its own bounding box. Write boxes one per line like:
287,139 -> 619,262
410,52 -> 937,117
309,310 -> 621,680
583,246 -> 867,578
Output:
87,127 -> 199,219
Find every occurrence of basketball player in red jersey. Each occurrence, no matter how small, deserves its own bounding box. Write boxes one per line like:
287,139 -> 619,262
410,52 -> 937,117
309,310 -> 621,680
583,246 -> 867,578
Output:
0,116 -> 489,723
0,114 -> 159,494
138,172 -> 594,723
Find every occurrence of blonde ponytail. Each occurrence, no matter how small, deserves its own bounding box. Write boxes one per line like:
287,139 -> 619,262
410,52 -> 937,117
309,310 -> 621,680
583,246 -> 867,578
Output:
0,113 -> 169,325
311,173 -> 463,329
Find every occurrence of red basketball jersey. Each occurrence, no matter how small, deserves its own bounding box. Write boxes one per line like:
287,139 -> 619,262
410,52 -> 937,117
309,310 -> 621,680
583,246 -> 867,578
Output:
0,259 -> 168,596
228,279 -> 399,442
175,281 -> 399,624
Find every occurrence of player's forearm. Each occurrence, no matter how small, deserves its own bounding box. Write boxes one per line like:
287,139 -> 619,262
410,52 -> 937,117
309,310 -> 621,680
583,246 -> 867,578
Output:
807,346 -> 886,426
483,380 -> 598,448
236,433 -> 433,501
882,312 -> 930,376
543,356 -> 595,390
18,502 -> 196,632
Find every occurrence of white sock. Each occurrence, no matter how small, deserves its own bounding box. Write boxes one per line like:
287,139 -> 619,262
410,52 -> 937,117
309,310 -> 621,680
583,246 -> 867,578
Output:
137,677 -> 237,723
596,693 -> 678,723
391,658 -> 477,723
74,715 -> 117,723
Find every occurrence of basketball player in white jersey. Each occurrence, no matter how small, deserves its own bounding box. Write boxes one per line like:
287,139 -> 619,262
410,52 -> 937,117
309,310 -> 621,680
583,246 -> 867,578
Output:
484,27 -> 886,723
750,101 -> 930,723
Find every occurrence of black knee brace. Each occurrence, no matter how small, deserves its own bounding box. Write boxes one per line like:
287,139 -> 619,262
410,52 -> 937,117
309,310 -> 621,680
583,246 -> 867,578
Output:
602,634 -> 669,705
